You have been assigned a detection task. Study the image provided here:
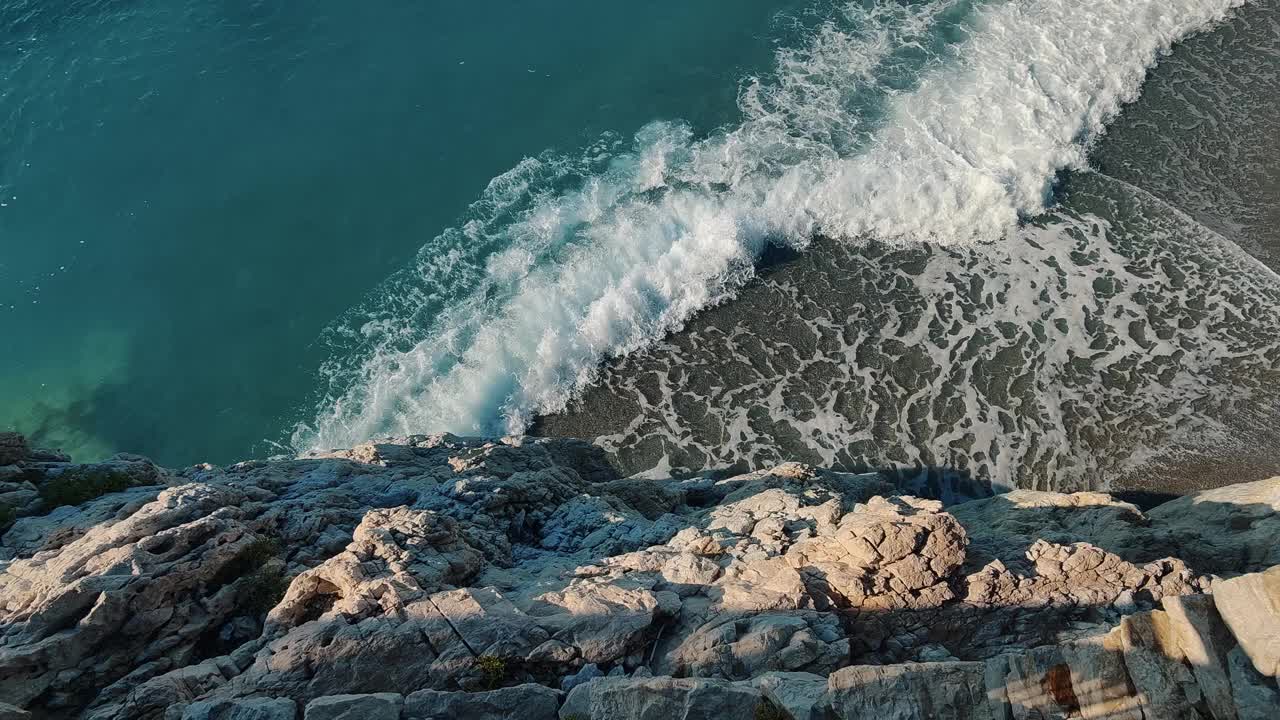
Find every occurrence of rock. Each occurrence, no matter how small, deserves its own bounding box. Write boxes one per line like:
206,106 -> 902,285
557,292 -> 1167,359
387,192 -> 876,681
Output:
2,433 -> 1278,720
561,663 -> 604,692
270,507 -> 484,627
1212,565 -> 1280,677
0,433 -> 31,466
663,612 -> 848,679
1227,646 -> 1280,720
0,483 -> 265,709
181,698 -> 297,720
528,581 -> 676,664
1163,593 -> 1239,720
1117,610 -> 1202,720
822,662 -> 991,720
109,659 -> 233,720
559,676 -> 764,720
784,496 -> 966,611
403,684 -> 560,720
1147,477 -> 1280,574
990,625 -> 1141,720
750,672 -> 827,720
0,702 -> 31,720
949,490 -> 1152,570
303,693 -> 403,720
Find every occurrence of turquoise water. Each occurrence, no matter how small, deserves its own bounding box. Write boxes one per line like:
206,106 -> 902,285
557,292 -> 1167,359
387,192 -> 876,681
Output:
3,0 -> 1268,480
0,0 -> 808,464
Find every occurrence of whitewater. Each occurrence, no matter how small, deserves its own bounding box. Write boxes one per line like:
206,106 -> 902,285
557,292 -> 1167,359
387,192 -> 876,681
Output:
293,0 -> 1249,454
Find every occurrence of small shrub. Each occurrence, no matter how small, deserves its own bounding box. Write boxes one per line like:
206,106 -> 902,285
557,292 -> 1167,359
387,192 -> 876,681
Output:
476,654 -> 507,689
209,536 -> 288,616
754,700 -> 789,720
38,468 -> 136,509
240,567 -> 289,615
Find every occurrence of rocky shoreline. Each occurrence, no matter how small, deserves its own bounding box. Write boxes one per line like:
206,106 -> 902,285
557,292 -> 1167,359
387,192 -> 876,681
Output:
0,431 -> 1277,719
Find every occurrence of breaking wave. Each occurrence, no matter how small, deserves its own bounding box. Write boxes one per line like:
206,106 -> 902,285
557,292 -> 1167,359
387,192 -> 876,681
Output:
293,0 -> 1246,453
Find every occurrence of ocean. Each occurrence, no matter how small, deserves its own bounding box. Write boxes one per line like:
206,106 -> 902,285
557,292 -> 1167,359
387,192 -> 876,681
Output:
3,0 -> 1278,496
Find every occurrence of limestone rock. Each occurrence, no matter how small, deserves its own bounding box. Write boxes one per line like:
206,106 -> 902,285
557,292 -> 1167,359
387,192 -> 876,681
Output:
270,506 -> 483,627
822,662 -> 992,720
1227,646 -> 1280,720
559,676 -> 764,720
1212,566 -> 1280,678
1147,477 -> 1280,574
1163,593 -> 1239,720
749,672 -> 827,720
404,684 -> 560,720
181,698 -> 297,720
0,483 -> 266,710
662,612 -> 848,679
303,693 -> 403,720
1117,610 -> 1203,719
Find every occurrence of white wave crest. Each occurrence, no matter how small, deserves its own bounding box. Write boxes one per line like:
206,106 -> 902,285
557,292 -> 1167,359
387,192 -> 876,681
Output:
294,0 -> 1244,453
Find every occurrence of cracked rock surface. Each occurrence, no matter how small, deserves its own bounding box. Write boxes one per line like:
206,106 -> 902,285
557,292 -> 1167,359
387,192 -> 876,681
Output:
0,432 -> 1277,719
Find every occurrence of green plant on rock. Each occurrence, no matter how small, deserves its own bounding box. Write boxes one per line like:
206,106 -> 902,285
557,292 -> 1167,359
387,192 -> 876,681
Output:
38,468 -> 136,509
240,567 -> 289,615
476,654 -> 507,690
754,700 -> 789,720
209,536 -> 289,615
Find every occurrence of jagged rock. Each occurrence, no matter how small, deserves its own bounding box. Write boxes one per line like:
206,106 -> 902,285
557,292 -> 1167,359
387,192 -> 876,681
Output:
561,663 -> 604,691
662,612 -> 848,679
0,703 -> 30,720
559,677 -> 765,720
180,698 -> 296,720
784,496 -> 966,611
527,579 -> 679,664
1212,565 -> 1280,678
403,684 -> 560,720
0,483 -> 267,711
270,507 -> 483,626
949,490 -> 1153,570
102,659 -> 235,720
822,662 -> 991,720
2,434 -> 1279,720
302,693 -> 402,720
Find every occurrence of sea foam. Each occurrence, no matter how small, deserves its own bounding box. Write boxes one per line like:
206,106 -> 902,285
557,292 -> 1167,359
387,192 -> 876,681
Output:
294,0 -> 1245,453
